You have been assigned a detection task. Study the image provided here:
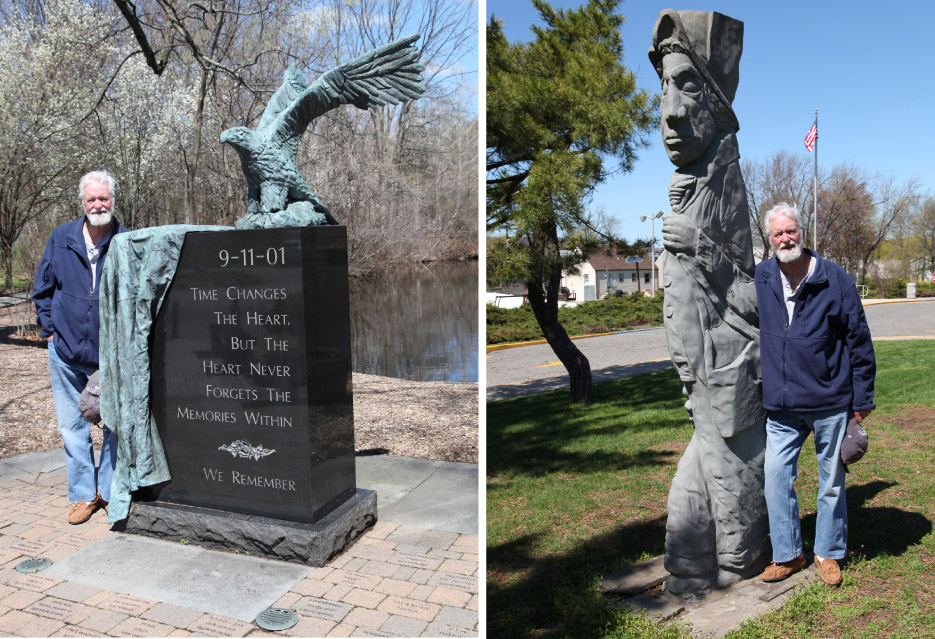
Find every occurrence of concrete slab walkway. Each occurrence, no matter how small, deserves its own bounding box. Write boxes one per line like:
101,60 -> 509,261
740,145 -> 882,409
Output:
0,451 -> 478,637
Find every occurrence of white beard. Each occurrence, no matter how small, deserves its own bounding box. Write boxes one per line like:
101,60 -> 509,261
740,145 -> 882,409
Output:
87,206 -> 113,227
776,242 -> 802,264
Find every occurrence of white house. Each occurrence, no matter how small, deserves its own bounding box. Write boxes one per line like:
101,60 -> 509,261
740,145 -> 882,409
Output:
562,249 -> 662,301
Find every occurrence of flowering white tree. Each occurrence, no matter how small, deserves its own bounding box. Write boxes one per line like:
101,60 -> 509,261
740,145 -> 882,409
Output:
111,0 -> 302,223
92,56 -> 198,229
0,0 -> 115,287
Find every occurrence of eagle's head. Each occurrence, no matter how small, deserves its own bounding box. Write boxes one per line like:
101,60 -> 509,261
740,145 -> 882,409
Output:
220,126 -> 255,155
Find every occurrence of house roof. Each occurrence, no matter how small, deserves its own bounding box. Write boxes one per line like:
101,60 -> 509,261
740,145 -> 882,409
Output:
588,251 -> 659,271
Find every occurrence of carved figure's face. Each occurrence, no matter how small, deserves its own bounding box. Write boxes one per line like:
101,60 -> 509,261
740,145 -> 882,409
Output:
660,53 -> 717,168
82,181 -> 114,228
769,214 -> 803,263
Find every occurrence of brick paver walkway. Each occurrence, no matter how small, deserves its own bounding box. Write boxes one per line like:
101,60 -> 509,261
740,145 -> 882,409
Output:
0,474 -> 478,637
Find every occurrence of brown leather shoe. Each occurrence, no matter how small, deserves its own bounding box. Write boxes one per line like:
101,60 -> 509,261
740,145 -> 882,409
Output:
761,553 -> 807,582
815,556 -> 842,587
68,498 -> 101,525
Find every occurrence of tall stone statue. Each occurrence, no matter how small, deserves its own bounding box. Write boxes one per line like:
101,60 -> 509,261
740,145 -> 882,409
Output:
221,34 -> 425,230
648,10 -> 769,597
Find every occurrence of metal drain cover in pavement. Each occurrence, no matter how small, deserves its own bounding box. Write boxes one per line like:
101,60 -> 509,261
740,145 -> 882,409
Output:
16,558 -> 52,573
255,607 -> 298,631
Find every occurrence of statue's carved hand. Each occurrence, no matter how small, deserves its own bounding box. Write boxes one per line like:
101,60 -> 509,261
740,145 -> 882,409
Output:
662,213 -> 697,255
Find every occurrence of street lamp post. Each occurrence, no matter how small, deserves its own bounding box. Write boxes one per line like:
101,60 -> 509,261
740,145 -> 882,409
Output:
640,211 -> 664,297
606,268 -> 612,331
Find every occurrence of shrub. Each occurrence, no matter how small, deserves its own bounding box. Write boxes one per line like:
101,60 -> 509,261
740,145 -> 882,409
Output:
486,294 -> 665,344
865,277 -> 934,299
915,281 -> 935,298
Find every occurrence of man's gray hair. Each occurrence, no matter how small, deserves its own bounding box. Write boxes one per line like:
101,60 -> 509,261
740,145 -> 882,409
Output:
763,202 -> 800,234
78,170 -> 115,202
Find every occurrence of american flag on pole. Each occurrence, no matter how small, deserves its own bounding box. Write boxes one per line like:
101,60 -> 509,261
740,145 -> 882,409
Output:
804,121 -> 818,152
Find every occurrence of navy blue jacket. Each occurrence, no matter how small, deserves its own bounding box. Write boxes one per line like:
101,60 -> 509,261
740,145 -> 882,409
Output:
33,216 -> 127,369
754,249 -> 875,413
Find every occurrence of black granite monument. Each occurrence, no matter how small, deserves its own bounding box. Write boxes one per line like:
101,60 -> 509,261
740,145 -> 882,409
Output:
123,226 -> 376,565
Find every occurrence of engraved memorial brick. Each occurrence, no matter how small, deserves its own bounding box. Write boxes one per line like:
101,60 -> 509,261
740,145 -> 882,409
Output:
293,597 -> 352,622
58,625 -> 103,637
428,573 -> 477,593
186,614 -> 252,637
424,622 -> 474,637
24,597 -> 82,621
8,539 -> 49,557
109,617 -> 174,637
389,553 -> 443,571
325,570 -> 381,590
377,597 -> 440,622
0,549 -> 20,565
100,594 -> 156,616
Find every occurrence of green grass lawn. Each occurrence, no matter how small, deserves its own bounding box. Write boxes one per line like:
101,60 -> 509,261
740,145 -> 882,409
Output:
487,340 -> 935,639
0,276 -> 29,292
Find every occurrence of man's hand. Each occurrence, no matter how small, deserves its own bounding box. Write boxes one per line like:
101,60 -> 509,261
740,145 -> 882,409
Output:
854,410 -> 872,423
662,213 -> 697,256
46,335 -> 53,342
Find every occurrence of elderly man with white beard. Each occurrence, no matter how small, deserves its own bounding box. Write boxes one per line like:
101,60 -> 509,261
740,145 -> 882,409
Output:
33,170 -> 128,524
754,202 -> 876,587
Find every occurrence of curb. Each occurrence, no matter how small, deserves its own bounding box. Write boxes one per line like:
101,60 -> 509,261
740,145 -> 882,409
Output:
486,326 -> 665,353
486,331 -> 612,353
861,297 -> 933,306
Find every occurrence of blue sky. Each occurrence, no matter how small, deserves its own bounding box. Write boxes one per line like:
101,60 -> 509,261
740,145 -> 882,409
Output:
485,0 -> 934,243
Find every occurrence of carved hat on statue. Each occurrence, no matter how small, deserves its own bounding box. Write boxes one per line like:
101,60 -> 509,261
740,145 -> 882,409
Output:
649,9 -> 743,132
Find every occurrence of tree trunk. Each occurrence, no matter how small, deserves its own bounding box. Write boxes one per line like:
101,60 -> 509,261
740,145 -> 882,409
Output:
1,245 -> 13,291
526,272 -> 593,405
185,68 -> 209,225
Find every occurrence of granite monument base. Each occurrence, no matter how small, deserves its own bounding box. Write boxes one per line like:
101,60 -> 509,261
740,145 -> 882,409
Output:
117,489 -> 376,566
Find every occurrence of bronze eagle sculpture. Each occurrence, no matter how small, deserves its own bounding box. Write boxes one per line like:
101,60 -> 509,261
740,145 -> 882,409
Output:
221,34 -> 425,229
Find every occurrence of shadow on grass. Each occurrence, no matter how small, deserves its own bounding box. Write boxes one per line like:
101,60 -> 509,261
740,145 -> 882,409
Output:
794,480 -> 932,560
847,480 -> 932,559
487,361 -> 674,402
487,448 -> 678,484
488,370 -> 686,478
488,514 -> 667,639
0,325 -> 45,349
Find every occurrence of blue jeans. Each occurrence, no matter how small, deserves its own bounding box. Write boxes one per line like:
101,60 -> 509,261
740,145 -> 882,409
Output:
47,340 -> 116,502
764,408 -> 848,562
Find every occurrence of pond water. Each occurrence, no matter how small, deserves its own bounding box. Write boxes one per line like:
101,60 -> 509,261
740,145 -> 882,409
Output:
348,261 -> 478,382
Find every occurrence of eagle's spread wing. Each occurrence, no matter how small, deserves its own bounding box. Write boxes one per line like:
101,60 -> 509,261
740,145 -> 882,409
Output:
268,34 -> 425,156
255,66 -> 309,138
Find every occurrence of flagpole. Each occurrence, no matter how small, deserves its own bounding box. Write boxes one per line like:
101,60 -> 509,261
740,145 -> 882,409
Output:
813,108 -> 818,251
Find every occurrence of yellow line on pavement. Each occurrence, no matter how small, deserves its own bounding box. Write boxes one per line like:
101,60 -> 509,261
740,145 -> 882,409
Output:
862,298 -> 934,306
536,362 -> 563,368
486,331 -> 617,353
